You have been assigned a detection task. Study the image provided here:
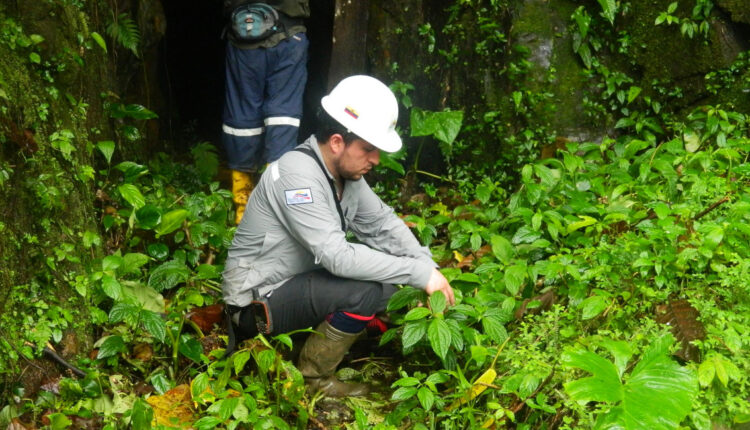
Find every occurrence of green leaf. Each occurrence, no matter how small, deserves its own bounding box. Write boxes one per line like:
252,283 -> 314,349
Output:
580,295 -> 608,320
90,31 -> 107,52
562,349 -> 623,403
428,290 -> 446,314
482,315 -> 509,344
29,52 -> 41,64
150,372 -> 172,394
391,386 -> 418,401
428,319 -> 451,359
130,398 -> 153,430
96,140 -> 115,163
490,234 -> 514,264
566,215 -> 598,234
195,264 -> 220,280
141,310 -> 166,342
596,0 -> 617,24
233,350 -> 251,375
135,205 -> 162,230
378,151 -> 405,175
100,274 -> 122,300
156,209 -> 189,236
503,264 -> 526,295
97,335 -> 125,359
404,307 -> 431,321
119,253 -> 150,276
697,359 -> 715,387
417,386 -> 435,410
387,287 -> 424,311
180,335 -> 203,363
402,320 -> 428,350
109,302 -> 139,324
565,335 -> 697,429
410,108 -> 464,145
102,255 -> 123,271
626,86 -> 642,104
47,413 -> 72,430
148,260 -> 190,291
118,184 -> 146,209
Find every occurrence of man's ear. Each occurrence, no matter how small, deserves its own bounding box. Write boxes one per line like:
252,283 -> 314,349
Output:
328,133 -> 345,154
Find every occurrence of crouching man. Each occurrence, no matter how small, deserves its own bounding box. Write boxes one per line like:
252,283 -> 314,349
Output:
221,75 -> 455,397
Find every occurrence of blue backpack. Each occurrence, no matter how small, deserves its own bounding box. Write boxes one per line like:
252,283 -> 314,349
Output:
229,3 -> 280,42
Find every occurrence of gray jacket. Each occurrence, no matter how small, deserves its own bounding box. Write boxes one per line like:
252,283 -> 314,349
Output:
222,136 -> 437,307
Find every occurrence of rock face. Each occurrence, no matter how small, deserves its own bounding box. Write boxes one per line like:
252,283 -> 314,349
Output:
0,0 -> 163,390
364,0 -> 750,167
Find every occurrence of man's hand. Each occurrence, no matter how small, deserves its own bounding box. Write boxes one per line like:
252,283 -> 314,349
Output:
424,268 -> 456,306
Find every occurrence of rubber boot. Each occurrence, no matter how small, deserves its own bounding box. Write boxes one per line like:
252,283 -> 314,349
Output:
231,170 -> 253,225
297,321 -> 370,397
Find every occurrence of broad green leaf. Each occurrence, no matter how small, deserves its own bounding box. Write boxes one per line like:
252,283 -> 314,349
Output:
417,386 -> 435,410
180,335 -> 203,363
96,140 -> 115,163
597,339 -> 633,377
567,215 -> 598,234
404,307 -> 431,321
119,252 -> 150,276
148,260 -> 190,291
135,205 -> 162,230
490,234 -> 514,264
402,320 -> 428,350
482,315 -> 508,344
626,86 -> 641,104
254,349 -> 276,374
101,274 -> 122,300
387,287 -> 424,311
697,359 -> 715,387
428,318 -> 451,359
580,295 -> 608,320
150,372 -> 172,394
597,0 -> 617,24
118,184 -> 146,209
195,264 -> 220,280
97,335 -> 125,359
108,302 -> 139,325
130,398 -> 153,430
503,264 -> 526,295
156,209 -> 189,236
562,349 -> 623,403
391,386 -> 418,401
410,108 -> 464,145
141,310 -> 166,342
102,255 -> 123,271
428,290 -> 446,314
233,350 -> 251,375
378,151 -> 405,175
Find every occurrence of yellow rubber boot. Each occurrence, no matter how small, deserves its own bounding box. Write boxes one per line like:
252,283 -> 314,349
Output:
232,170 -> 254,225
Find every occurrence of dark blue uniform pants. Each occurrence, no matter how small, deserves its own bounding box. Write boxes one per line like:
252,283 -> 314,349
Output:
222,33 -> 309,172
236,269 -> 398,338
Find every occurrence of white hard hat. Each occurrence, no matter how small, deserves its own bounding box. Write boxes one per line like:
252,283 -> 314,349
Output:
321,75 -> 403,153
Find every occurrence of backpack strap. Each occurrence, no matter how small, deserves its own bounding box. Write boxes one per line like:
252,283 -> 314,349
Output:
294,146 -> 346,231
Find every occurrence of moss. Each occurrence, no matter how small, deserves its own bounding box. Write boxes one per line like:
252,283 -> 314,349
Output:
715,0 -> 750,24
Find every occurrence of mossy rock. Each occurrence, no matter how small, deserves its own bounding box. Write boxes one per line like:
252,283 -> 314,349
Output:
715,0 -> 750,25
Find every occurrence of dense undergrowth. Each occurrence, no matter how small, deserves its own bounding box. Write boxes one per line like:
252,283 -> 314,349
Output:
2,0 -> 750,429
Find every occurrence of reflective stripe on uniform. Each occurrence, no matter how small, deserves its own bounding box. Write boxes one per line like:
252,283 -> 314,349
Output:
223,124 -> 264,136
264,116 -> 300,127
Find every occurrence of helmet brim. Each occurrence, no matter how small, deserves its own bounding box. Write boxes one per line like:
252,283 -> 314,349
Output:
321,95 -> 403,153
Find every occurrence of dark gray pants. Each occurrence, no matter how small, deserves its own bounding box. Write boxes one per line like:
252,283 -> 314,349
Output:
236,269 -> 397,338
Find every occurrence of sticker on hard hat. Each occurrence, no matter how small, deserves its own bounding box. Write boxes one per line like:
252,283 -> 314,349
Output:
285,188 -> 313,205
344,107 -> 359,119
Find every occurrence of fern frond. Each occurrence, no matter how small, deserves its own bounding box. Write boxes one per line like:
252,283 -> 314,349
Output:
106,13 -> 141,57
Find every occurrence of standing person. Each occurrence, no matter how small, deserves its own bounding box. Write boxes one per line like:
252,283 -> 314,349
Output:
221,75 -> 456,397
222,0 -> 310,224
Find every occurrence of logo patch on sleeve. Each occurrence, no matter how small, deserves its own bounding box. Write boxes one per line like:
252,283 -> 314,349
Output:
285,188 -> 313,205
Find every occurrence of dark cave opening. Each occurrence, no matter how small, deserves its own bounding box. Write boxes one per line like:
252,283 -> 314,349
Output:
159,0 -> 335,163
